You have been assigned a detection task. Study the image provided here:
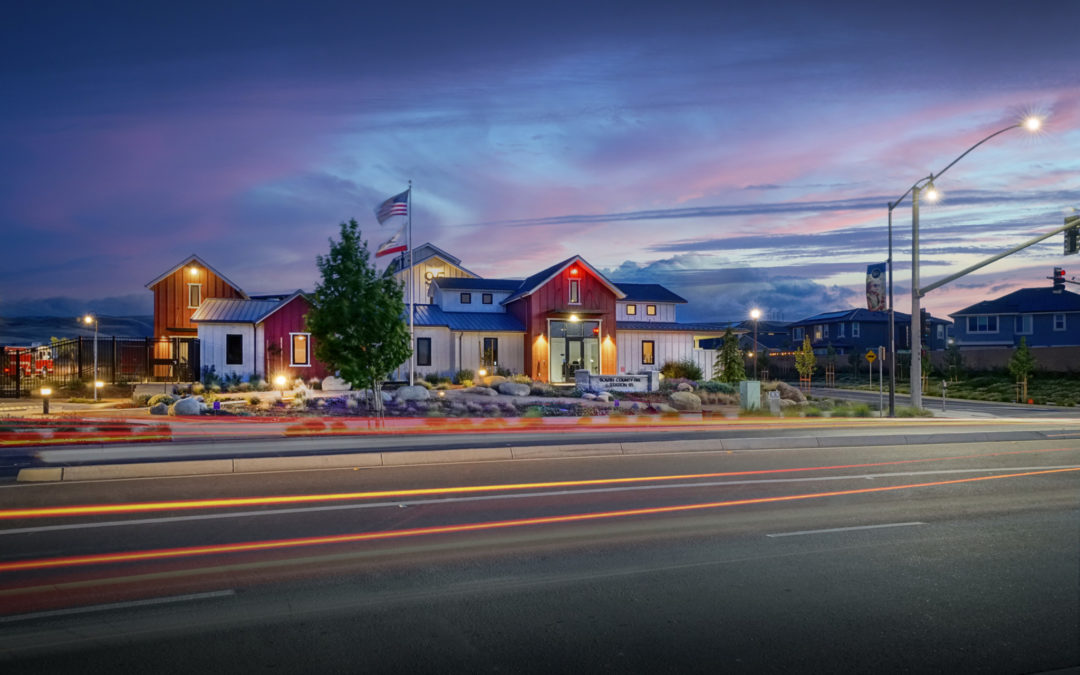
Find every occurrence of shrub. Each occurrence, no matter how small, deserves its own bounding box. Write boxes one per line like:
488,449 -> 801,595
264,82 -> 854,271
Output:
852,403 -> 873,418
424,372 -> 442,385
660,360 -> 704,381
804,406 -> 823,417
191,382 -> 205,396
454,369 -> 474,385
511,374 -> 532,385
131,394 -> 153,407
247,394 -> 261,405
896,406 -> 933,417
200,365 -> 221,388
308,378 -> 322,390
147,394 -> 177,407
530,383 -> 555,397
698,380 -> 735,394
460,379 -> 474,388
495,366 -> 512,377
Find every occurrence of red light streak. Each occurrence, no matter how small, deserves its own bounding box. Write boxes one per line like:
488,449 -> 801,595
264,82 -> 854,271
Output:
0,467 -> 1076,574
2,447 -> 1076,521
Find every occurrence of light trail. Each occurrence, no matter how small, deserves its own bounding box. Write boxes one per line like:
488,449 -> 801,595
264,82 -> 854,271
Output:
1,467 -> 1076,574
3,447 -> 1077,520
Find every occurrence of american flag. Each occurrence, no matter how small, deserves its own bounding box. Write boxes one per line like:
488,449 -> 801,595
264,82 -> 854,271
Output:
375,189 -> 409,224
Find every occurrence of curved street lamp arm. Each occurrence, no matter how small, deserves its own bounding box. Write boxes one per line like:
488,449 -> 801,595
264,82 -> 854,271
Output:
889,174 -> 934,211
932,123 -> 1020,183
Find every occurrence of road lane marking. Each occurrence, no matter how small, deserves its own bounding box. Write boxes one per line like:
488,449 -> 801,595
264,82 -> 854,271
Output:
2,465 -> 1078,536
0,589 -> 235,623
0,467 -> 1076,574
4,447 -> 1078,519
766,522 -> 926,537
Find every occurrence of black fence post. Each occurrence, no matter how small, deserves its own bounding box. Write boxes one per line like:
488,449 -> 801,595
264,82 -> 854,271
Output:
77,336 -> 84,381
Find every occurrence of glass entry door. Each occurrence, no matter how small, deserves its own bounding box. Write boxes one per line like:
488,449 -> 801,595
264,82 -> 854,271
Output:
549,320 -> 600,383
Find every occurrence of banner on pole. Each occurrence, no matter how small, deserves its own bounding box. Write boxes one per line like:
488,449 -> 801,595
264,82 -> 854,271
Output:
866,263 -> 886,311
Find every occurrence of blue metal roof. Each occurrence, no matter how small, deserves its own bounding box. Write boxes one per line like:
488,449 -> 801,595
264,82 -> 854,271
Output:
791,308 -> 949,326
616,321 -> 734,333
951,288 -> 1080,316
413,304 -> 525,332
190,298 -> 283,323
613,282 -> 687,304
433,277 -> 524,292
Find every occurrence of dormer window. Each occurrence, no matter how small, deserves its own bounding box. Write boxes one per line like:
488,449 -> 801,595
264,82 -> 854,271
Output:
460,293 -> 472,304
626,304 -> 637,316
646,305 -> 656,316
482,293 -> 493,304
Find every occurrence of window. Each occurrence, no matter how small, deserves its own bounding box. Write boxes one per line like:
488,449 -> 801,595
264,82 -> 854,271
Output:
823,324 -> 830,338
836,323 -> 845,338
626,304 -> 637,316
936,324 -> 945,340
1015,315 -> 1033,334
642,340 -> 655,365
290,333 -> 310,366
793,327 -> 804,341
225,334 -> 243,365
416,337 -> 431,366
569,279 -> 580,304
814,325 -> 823,341
1054,313 -> 1067,331
482,338 -> 498,368
646,305 -> 656,316
460,293 -> 472,304
187,283 -> 202,308
966,315 -> 998,333
852,322 -> 860,338
482,293 -> 492,305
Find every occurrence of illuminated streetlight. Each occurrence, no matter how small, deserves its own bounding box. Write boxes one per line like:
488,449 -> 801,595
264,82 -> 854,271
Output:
82,314 -> 99,401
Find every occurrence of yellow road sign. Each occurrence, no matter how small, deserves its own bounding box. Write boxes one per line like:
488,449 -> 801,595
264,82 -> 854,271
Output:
865,350 -> 877,363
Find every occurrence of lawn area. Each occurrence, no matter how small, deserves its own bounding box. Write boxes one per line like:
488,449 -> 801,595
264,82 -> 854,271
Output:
828,372 -> 1080,406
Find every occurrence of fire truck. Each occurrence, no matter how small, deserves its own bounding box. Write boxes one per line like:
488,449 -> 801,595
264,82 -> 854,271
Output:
2,345 -> 54,378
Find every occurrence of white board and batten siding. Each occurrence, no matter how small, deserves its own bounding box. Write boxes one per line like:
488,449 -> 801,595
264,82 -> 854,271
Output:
433,288 -> 515,313
396,329 -> 526,380
616,330 -> 718,377
199,323 -> 258,378
616,302 -> 677,322
395,255 -> 477,305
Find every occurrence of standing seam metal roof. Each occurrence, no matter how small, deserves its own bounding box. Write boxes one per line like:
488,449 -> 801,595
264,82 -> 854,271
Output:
412,304 -> 525,332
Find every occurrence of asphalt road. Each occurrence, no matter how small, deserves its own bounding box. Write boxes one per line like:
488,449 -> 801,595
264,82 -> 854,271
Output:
816,385 -> 1080,418
1,439 -> 1078,673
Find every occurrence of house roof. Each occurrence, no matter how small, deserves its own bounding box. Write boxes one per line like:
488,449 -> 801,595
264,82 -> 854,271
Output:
793,308 -> 948,325
413,304 -> 525,332
613,282 -> 687,304
950,287 -> 1080,316
502,255 -> 626,305
387,243 -> 479,277
144,254 -> 248,298
190,298 -> 282,323
616,321 -> 736,333
433,277 -> 524,292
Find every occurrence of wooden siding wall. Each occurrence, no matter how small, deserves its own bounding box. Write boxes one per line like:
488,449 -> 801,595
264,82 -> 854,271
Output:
260,297 -> 332,380
616,302 -> 677,322
394,329 -> 527,381
616,331 -> 717,376
394,255 -> 477,305
511,265 -> 617,381
152,265 -> 242,337
200,324 -> 256,378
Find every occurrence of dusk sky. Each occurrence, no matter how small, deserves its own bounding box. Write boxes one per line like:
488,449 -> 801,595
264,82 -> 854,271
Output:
3,1 -> 1079,323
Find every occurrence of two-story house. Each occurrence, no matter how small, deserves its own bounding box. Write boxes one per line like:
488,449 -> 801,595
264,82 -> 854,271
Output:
950,287 -> 1080,348
786,308 -> 950,359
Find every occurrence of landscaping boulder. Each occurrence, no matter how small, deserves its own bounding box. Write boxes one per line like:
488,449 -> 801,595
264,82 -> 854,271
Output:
652,403 -> 678,414
396,385 -> 431,402
483,375 -> 508,387
595,391 -> 612,402
669,391 -> 702,411
676,382 -> 695,392
582,393 -> 597,401
776,381 -> 806,403
169,396 -> 205,416
321,376 -> 352,392
468,386 -> 499,397
498,381 -> 531,397
150,403 -> 169,415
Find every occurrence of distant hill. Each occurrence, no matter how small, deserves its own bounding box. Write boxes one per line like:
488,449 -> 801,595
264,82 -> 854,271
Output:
0,316 -> 154,345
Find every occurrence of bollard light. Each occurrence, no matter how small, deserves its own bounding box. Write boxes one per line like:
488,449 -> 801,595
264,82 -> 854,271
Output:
40,387 -> 52,415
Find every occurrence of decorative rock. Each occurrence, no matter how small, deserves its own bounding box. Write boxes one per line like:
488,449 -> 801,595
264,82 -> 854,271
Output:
775,381 -> 806,403
653,403 -> 678,414
321,376 -> 352,392
396,385 -> 431,402
150,403 -> 169,415
169,397 -> 205,416
483,375 -> 508,387
676,382 -> 695,392
669,391 -> 702,411
581,393 -> 597,401
595,391 -> 612,401
498,381 -> 531,397
469,386 -> 499,397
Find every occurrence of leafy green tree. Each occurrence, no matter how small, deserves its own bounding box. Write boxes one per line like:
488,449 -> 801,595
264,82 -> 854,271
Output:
795,335 -> 816,381
1008,337 -> 1036,398
945,342 -> 964,382
714,328 -> 746,383
306,219 -> 411,413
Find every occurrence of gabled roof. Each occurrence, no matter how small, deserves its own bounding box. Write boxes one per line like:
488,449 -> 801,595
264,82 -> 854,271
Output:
413,304 -> 525,332
253,290 -> 308,324
387,243 -> 478,277
190,298 -> 281,323
792,308 -> 948,325
613,282 -> 687,304
433,277 -> 523,292
144,254 -> 248,298
950,288 -> 1080,316
502,255 -> 626,305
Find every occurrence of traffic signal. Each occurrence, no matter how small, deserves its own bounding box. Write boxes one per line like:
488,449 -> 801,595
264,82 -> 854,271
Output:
920,309 -> 931,341
1065,217 -> 1080,256
1053,267 -> 1066,293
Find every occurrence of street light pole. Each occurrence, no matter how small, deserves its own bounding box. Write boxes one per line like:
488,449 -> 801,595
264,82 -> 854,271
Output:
750,308 -> 761,379
887,203 -> 896,417
84,314 -> 99,401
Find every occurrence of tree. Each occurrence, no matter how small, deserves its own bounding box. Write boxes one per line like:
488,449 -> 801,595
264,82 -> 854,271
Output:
1008,337 -> 1036,400
306,219 -> 412,413
847,348 -> 860,375
945,342 -> 964,382
795,335 -> 816,381
756,349 -> 771,378
714,328 -> 746,383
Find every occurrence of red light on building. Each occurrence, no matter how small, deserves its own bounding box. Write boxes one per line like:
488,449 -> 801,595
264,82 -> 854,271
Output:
570,267 -> 578,276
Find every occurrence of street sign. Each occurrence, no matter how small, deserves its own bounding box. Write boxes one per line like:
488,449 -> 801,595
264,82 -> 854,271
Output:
865,350 -> 877,363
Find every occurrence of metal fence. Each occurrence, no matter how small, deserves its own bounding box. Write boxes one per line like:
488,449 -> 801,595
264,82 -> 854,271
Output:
0,337 -> 200,398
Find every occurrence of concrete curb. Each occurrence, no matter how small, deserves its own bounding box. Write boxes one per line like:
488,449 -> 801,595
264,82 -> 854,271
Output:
15,428 -> 1056,483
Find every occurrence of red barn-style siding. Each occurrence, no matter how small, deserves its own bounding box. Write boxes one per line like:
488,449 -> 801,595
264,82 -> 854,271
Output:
260,295 -> 332,380
148,257 -> 244,338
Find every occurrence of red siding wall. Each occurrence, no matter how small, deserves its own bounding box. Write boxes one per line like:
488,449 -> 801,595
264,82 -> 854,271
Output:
260,296 -> 332,380
151,264 -> 243,338
509,263 -> 618,381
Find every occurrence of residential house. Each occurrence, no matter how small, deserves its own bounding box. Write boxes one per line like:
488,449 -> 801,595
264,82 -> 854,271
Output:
950,287 -> 1080,348
786,308 -> 951,360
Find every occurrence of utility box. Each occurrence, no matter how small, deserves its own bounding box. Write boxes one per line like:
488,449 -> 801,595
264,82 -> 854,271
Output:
739,380 -> 761,410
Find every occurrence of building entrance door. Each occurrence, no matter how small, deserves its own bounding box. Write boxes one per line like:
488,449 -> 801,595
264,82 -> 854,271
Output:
549,320 -> 600,383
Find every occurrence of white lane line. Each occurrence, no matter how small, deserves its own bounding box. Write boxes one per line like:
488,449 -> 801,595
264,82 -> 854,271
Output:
0,589 -> 236,623
1,465 -> 1076,537
766,522 -> 926,538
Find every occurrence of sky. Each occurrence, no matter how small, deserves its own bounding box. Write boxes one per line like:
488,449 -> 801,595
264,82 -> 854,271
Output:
2,0 -> 1079,323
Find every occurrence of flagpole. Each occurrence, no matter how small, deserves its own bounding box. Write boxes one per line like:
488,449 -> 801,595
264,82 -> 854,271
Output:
408,180 -> 414,386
